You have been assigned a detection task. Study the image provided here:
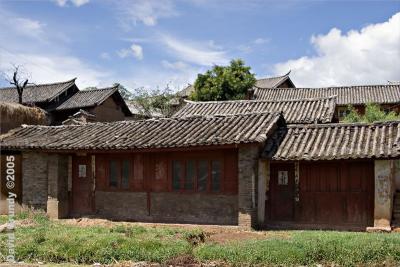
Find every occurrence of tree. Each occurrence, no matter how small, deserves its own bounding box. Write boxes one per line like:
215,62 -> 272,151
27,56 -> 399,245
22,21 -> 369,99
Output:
131,86 -> 177,118
343,103 -> 400,123
190,59 -> 256,101
7,66 -> 30,104
114,83 -> 134,101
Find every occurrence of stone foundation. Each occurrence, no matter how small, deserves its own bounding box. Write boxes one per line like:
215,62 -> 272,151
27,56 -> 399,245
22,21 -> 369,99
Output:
95,191 -> 238,225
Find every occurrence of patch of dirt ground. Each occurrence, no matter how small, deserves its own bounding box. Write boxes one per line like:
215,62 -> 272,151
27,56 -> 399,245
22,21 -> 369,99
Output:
61,217 -> 291,244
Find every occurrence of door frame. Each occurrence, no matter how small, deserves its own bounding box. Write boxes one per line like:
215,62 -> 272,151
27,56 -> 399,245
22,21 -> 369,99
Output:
71,154 -> 95,215
267,162 -> 295,222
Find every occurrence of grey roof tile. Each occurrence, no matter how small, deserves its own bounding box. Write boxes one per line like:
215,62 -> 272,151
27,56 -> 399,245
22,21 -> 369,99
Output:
263,121 -> 400,160
0,112 -> 282,150
0,78 -> 76,104
253,85 -> 400,105
173,96 -> 336,124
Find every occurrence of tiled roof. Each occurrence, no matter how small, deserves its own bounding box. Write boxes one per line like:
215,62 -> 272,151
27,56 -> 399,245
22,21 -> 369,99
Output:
0,112 -> 282,150
173,97 -> 336,124
253,84 -> 400,105
55,86 -> 118,110
263,121 -> 400,160
255,71 -> 293,88
0,78 -> 76,104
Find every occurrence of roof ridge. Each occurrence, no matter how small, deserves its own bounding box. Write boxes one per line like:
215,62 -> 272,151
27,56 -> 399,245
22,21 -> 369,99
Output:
257,71 -> 291,81
81,85 -> 118,92
0,78 -> 76,90
22,111 -> 281,129
184,95 -> 336,104
287,120 -> 400,128
256,84 -> 399,90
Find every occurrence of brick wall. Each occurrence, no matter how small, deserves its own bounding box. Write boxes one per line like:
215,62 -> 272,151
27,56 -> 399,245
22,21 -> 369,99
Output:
95,191 -> 238,225
22,152 -> 48,210
95,191 -> 148,220
238,146 -> 259,228
150,193 -> 237,225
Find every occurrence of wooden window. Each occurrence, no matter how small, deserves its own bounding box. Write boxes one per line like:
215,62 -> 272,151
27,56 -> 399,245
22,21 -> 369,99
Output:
185,160 -> 195,190
107,158 -> 132,190
121,160 -> 130,189
109,160 -> 120,188
172,160 -> 182,191
211,160 -> 221,192
171,158 -> 225,193
197,160 -> 208,192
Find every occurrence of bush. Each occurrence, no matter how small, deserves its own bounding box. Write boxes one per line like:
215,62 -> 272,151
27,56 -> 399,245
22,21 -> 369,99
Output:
343,103 -> 400,123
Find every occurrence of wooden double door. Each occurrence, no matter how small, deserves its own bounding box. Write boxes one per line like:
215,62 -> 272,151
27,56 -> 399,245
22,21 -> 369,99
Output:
267,161 -> 374,227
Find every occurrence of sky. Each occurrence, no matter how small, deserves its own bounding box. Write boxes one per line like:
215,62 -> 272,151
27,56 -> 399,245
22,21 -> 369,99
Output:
0,0 -> 399,91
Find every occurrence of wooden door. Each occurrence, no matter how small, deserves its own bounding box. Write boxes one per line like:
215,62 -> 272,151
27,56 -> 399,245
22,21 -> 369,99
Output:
298,161 -> 374,227
269,163 -> 295,221
71,155 -> 93,215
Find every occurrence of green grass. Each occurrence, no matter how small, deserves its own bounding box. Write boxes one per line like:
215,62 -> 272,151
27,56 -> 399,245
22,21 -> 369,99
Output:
194,231 -> 400,266
1,213 -> 400,266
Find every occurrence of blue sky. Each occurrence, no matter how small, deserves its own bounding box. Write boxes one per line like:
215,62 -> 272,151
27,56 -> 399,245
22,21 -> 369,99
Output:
0,0 -> 399,91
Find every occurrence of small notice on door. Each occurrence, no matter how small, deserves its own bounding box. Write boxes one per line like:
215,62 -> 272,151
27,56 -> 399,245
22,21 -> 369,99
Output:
78,164 -> 87,178
278,171 -> 288,185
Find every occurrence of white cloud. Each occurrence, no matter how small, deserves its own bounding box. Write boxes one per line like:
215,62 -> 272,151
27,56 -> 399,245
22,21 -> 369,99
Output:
274,12 -> 400,87
0,5 -> 109,88
161,60 -> 188,70
130,44 -> 143,60
117,44 -> 143,60
161,35 -> 228,66
54,0 -> 90,7
100,52 -> 111,60
253,38 -> 269,45
0,8 -> 47,42
116,0 -> 177,27
0,51 -> 110,88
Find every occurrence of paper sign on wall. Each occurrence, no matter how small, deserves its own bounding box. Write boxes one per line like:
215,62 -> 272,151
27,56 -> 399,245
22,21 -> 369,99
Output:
78,164 -> 87,178
278,171 -> 288,185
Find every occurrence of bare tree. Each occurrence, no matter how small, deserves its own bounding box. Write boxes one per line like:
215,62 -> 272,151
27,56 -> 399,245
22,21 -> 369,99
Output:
6,66 -> 29,104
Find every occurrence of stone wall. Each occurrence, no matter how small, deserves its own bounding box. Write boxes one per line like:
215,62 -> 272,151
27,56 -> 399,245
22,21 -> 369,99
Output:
47,154 -> 69,218
372,160 -> 395,230
95,191 -> 238,225
22,152 -> 48,210
238,146 -> 259,228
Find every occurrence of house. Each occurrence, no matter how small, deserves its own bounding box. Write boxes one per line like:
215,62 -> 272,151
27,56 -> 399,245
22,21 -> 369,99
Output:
0,80 -> 132,125
51,85 -> 132,124
1,111 -> 399,230
0,78 -> 79,111
172,96 -> 336,123
261,121 -> 400,230
254,71 -> 295,88
0,112 -> 283,226
251,84 -> 400,120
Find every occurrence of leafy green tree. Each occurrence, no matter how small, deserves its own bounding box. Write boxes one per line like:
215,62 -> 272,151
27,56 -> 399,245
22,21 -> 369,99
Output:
131,86 -> 177,117
190,59 -> 256,101
343,103 -> 400,123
